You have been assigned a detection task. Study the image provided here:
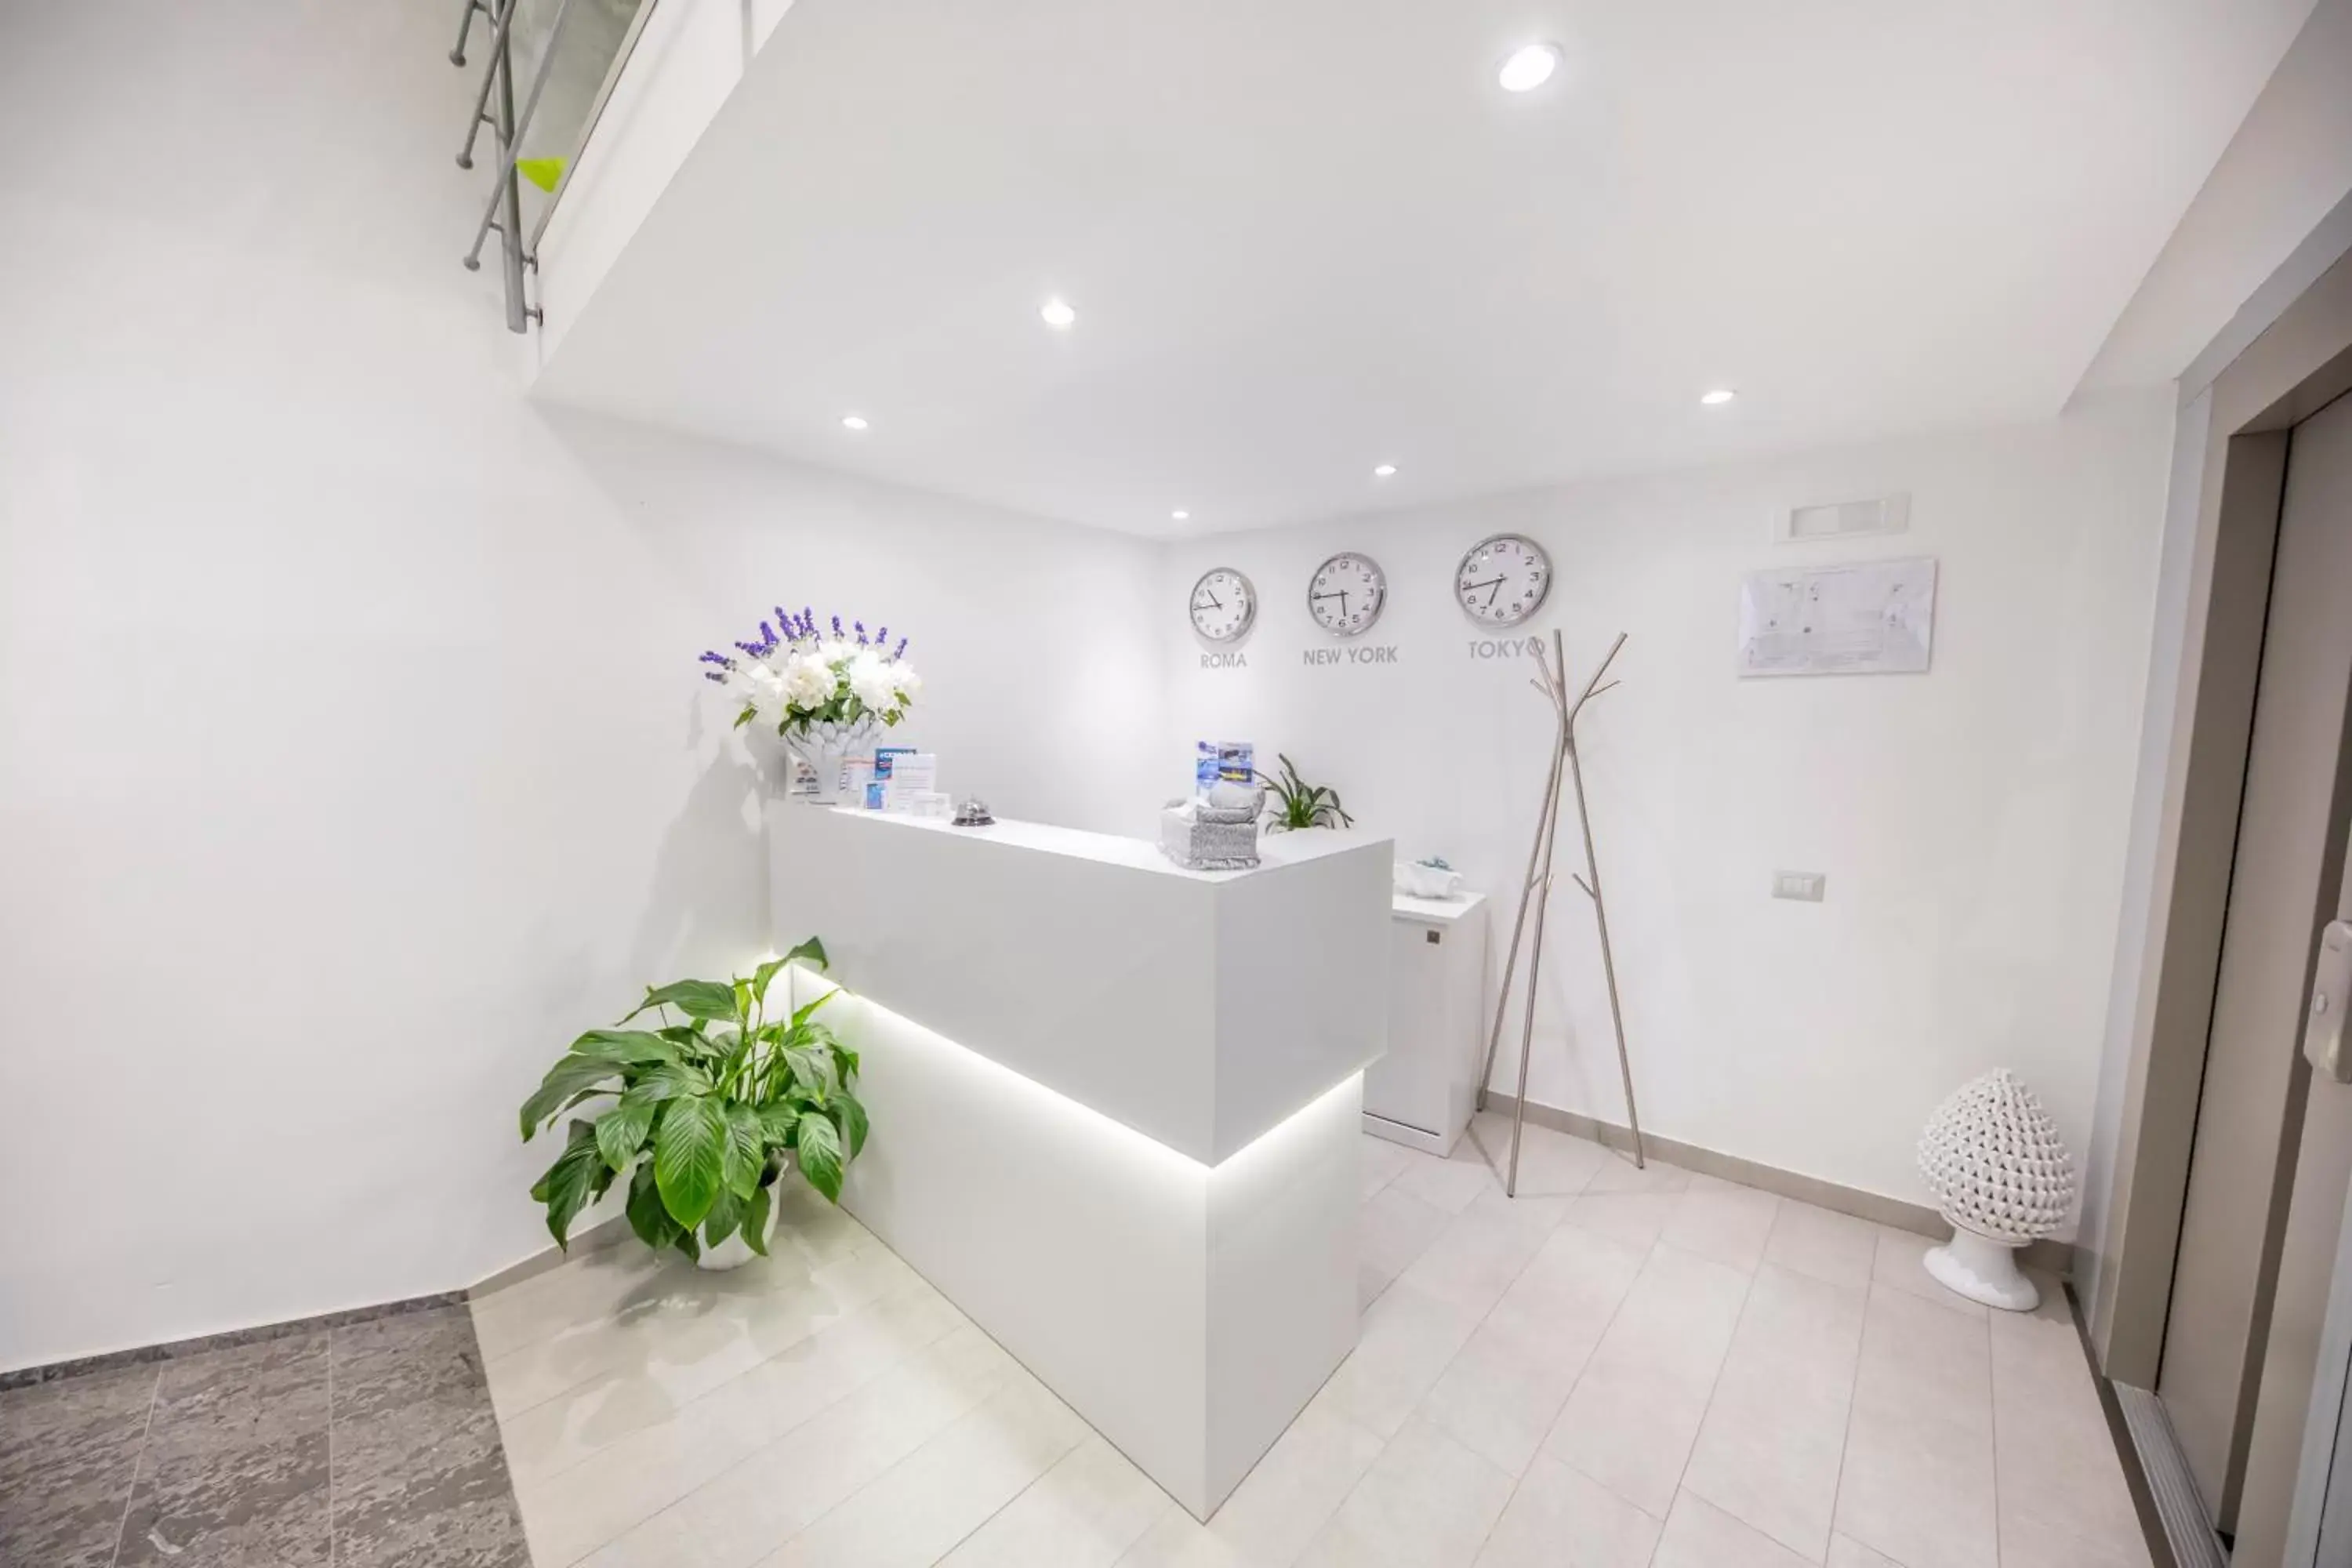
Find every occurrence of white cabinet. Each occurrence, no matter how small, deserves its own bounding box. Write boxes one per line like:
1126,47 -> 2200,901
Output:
1366,893 -> 1490,1156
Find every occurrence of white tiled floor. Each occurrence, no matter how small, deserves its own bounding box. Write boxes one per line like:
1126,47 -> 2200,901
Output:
474,1117 -> 2151,1568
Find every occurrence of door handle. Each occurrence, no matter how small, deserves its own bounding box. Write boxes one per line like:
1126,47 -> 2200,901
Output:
2305,920 -> 2352,1083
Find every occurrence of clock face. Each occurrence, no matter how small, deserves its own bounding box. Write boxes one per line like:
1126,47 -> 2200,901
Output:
1189,568 -> 1256,642
1308,552 -> 1387,637
1455,533 -> 1551,626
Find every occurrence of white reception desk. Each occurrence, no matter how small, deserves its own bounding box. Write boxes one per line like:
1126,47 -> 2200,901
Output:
767,804 -> 1391,1517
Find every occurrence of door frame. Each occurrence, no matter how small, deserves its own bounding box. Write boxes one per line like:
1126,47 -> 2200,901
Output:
2085,225 -> 2352,1568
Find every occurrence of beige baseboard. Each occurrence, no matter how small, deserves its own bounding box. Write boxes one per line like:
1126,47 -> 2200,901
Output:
467,1214 -> 630,1299
1479,1091 -> 2077,1279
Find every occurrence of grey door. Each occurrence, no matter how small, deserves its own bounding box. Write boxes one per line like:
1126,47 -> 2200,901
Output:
2161,387 -> 2352,1544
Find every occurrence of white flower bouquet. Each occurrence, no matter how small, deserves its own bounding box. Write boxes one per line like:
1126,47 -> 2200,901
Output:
700,608 -> 921,737
702,609 -> 921,802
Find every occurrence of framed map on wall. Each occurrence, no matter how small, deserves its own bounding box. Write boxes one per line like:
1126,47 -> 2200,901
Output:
1738,557 -> 1937,677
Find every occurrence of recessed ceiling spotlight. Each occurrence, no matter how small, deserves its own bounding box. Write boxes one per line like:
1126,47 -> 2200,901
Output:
1171,510 -> 1190,521
840,413 -> 870,430
1497,42 -> 1561,93
1700,388 -> 1737,406
1373,463 -> 1398,478
1040,297 -> 1077,329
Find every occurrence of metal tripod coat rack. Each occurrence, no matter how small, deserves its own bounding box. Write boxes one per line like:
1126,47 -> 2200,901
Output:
1477,629 -> 1645,1196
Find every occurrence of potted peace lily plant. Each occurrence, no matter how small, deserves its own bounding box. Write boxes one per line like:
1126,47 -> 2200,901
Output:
700,608 -> 921,804
519,938 -> 866,1269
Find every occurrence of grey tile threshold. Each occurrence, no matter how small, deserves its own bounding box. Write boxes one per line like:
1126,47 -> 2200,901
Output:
2,1217 -> 634,1391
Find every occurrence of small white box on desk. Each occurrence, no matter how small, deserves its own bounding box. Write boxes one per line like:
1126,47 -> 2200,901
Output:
1367,891 -> 1490,1156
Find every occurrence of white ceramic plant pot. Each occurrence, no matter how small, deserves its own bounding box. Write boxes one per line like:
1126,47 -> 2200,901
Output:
785,716 -> 879,806
695,1181 -> 786,1272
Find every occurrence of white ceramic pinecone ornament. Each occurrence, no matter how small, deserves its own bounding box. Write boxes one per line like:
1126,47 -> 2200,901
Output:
1915,1069 -> 2076,1311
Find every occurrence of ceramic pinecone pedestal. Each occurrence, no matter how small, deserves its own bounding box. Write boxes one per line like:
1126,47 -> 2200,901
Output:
1917,1068 -> 2077,1311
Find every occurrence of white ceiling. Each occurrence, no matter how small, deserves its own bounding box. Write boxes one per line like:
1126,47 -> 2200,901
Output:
534,0 -> 2315,537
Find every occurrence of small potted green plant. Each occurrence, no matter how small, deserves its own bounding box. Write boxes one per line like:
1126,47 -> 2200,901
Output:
519,937 -> 866,1269
1255,754 -> 1355,832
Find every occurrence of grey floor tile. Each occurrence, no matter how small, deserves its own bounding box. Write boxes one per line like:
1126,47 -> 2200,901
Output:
116,1428 -> 332,1566
332,1304 -> 532,1568
334,1307 -> 485,1422
0,1364 -> 158,1568
143,1334 -> 331,1465
334,1410 -> 530,1568
114,1333 -> 335,1566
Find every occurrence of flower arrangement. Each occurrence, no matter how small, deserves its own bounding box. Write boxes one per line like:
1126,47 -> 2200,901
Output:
701,608 -> 920,737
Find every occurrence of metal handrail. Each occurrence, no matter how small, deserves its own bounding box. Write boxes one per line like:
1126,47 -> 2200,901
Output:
464,0 -> 578,277
449,0 -> 659,332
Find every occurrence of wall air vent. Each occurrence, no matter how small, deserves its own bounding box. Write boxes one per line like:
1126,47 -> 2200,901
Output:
1776,492 -> 1911,543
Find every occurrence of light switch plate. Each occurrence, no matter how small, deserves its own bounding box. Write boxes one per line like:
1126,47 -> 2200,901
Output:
1773,870 -> 1826,902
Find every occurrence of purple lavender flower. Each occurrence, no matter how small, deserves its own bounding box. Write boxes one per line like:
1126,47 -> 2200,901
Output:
831,615 -> 844,637
702,670 -> 728,684
735,640 -> 764,656
855,620 -> 869,646
874,626 -> 887,648
699,650 -> 735,668
892,637 -> 908,659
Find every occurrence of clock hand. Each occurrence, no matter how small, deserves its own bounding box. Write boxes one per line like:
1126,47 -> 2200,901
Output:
1196,592 -> 1223,611
1309,591 -> 1345,603
1484,579 -> 1506,608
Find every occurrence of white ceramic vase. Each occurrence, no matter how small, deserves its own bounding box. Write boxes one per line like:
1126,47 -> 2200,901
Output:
1915,1068 -> 2078,1312
785,716 -> 879,806
695,1181 -> 786,1271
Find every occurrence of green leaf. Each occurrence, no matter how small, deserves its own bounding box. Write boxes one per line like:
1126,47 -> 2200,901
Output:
521,1056 -> 624,1140
723,1103 -> 768,1200
789,991 -> 837,1031
568,1029 -> 681,1066
734,708 -> 755,729
625,1160 -> 679,1250
595,1087 -> 662,1172
637,1062 -> 714,1103
797,1111 -> 845,1203
782,1044 -> 832,1095
653,1094 -> 728,1228
621,979 -> 739,1024
672,1226 -> 701,1262
538,1120 -> 604,1248
829,1092 -> 870,1160
702,1186 -> 744,1249
742,1182 -> 773,1258
753,938 -> 829,1011
828,1040 -> 860,1085
757,1102 -> 800,1147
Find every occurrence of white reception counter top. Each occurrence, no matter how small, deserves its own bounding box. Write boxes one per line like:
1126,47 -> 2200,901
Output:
768,802 -> 1392,1516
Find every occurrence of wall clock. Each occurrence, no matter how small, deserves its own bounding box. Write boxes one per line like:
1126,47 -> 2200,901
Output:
1189,568 -> 1257,642
1454,533 -> 1551,627
1308,552 -> 1387,637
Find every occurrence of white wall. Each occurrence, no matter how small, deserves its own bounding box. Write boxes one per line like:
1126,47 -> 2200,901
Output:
1160,397 -> 2175,1216
0,0 -> 1161,1373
